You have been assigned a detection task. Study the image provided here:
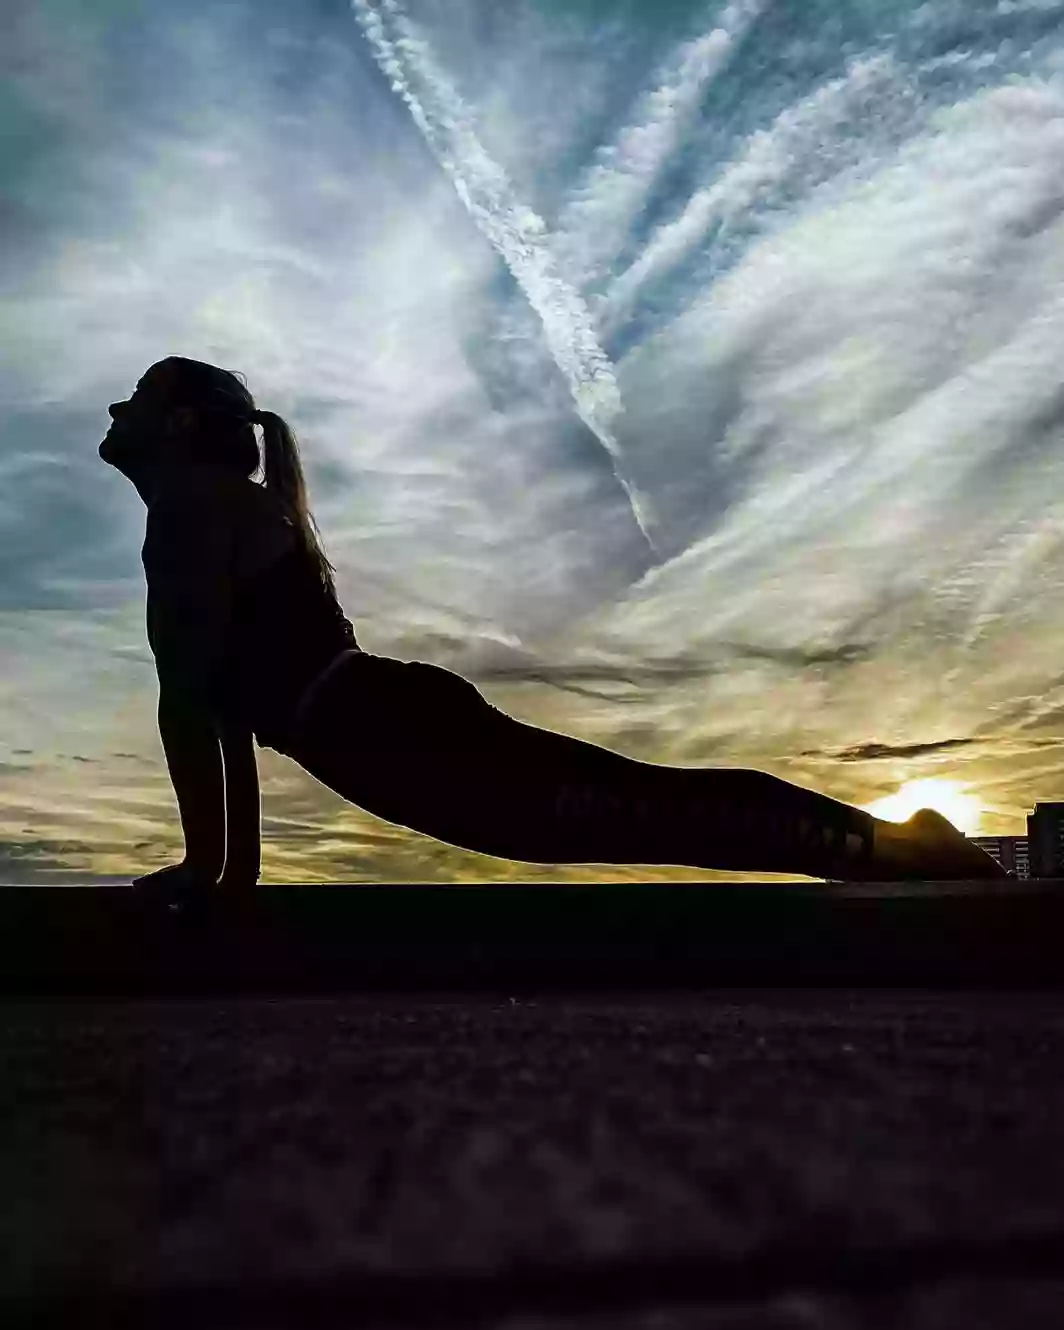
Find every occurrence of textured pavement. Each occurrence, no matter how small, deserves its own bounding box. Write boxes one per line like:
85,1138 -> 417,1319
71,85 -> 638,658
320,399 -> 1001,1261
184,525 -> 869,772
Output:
2,990 -> 1064,1326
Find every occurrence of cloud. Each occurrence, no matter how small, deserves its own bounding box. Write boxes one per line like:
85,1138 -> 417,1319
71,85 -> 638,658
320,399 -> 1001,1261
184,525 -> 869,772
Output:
817,737 -> 978,763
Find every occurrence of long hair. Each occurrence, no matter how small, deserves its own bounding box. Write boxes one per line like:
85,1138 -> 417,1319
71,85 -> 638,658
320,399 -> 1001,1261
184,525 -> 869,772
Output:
149,356 -> 338,597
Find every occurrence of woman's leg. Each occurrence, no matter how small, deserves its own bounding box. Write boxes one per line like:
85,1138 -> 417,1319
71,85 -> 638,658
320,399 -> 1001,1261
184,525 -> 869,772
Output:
291,653 -> 877,880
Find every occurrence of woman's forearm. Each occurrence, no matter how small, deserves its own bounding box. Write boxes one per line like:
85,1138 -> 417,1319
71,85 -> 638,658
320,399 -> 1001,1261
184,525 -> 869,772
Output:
157,689 -> 226,878
219,719 -> 261,880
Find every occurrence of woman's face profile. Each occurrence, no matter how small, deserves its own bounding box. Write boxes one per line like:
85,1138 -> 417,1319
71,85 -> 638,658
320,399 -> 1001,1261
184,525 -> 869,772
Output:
101,373 -> 164,451
99,370 -> 192,492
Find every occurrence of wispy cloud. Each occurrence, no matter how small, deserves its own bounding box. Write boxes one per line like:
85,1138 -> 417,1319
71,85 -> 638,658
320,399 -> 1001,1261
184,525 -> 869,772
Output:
555,0 -> 770,290
601,52 -> 912,333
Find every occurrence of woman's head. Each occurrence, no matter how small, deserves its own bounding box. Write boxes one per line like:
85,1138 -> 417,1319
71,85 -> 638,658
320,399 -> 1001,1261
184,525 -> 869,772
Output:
101,357 -> 259,479
100,356 -> 338,595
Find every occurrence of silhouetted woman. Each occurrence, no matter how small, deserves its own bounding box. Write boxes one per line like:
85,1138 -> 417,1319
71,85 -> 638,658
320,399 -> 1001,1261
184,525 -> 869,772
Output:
99,357 -> 1003,898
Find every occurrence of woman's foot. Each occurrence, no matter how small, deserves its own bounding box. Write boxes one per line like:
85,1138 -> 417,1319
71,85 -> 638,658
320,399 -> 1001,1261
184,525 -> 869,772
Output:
132,862 -> 215,913
857,808 -> 1007,882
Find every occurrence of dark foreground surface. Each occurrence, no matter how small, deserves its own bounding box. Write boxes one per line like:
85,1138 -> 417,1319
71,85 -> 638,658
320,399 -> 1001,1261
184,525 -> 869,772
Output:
3,989 -> 1064,1328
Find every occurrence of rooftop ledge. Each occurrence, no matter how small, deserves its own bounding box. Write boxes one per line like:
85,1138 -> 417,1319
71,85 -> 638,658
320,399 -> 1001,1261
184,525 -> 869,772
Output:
2,879 -> 1063,994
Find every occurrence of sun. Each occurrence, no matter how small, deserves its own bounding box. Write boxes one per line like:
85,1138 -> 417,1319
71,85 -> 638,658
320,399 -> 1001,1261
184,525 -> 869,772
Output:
861,778 -> 984,836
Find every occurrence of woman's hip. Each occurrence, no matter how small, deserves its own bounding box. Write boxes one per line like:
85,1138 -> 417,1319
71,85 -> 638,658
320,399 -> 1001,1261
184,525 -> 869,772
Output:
292,651 -> 502,763
288,651 -> 516,833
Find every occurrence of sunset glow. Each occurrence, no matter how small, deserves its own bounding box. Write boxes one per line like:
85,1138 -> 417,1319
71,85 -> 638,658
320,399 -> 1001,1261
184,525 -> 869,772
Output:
862,779 -> 984,837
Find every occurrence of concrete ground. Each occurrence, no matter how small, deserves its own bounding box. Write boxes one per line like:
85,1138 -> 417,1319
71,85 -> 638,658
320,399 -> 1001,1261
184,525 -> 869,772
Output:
2,990 -> 1064,1327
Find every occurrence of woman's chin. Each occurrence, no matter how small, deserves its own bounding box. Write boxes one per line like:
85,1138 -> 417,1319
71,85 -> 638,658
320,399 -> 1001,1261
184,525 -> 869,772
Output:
101,433 -> 139,469
99,434 -> 128,465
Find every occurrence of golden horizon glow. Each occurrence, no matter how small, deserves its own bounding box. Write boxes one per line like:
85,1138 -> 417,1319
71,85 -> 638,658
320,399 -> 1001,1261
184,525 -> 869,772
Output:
862,778 -> 984,837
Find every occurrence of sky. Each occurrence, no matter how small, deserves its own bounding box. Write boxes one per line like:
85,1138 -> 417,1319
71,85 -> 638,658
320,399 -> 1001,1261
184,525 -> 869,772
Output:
5,0 -> 1064,885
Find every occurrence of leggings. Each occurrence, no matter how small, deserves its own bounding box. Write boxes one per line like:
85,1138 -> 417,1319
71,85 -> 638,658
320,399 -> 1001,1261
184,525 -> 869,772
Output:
287,651 -> 876,879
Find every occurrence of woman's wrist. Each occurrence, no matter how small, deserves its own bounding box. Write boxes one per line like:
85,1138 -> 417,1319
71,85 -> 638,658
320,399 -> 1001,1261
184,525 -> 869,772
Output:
220,858 -> 260,881
184,853 -> 225,882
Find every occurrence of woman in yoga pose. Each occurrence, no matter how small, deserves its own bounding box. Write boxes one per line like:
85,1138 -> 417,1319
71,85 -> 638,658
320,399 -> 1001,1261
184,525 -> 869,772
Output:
99,357 -> 1003,898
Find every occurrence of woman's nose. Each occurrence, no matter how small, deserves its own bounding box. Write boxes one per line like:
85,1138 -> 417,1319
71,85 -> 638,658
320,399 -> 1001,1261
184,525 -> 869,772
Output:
108,402 -> 125,421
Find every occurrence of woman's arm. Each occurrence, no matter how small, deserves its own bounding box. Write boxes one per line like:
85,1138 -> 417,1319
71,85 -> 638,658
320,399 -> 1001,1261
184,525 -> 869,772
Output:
145,473 -> 247,884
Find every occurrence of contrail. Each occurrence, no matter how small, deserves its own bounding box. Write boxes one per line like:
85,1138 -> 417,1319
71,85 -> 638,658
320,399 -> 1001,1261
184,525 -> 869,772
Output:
351,0 -> 658,555
555,0 -> 770,291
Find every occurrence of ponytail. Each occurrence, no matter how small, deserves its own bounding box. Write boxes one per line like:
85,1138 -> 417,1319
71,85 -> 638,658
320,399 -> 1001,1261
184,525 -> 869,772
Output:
256,410 -> 339,599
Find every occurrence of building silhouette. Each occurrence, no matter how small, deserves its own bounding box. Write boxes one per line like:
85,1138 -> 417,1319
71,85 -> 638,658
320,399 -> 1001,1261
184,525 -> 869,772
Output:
968,803 -> 1064,879
970,835 -> 1029,879
1025,801 -> 1064,878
